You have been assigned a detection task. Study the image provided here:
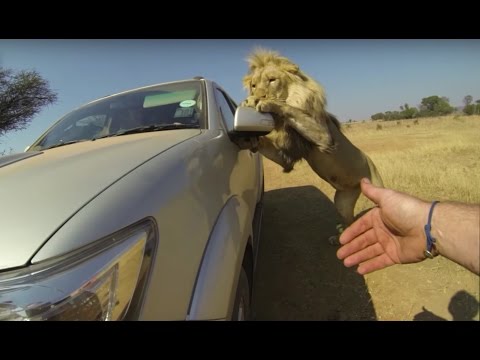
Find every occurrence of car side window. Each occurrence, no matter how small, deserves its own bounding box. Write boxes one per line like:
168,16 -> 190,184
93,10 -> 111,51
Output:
225,94 -> 238,112
214,88 -> 235,130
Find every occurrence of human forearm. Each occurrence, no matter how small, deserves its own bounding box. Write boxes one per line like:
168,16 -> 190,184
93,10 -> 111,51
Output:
430,202 -> 480,275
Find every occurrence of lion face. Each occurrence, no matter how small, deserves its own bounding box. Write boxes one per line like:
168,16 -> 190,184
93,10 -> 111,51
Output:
244,65 -> 291,101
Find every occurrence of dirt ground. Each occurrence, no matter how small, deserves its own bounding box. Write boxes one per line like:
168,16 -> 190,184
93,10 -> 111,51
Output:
251,159 -> 479,321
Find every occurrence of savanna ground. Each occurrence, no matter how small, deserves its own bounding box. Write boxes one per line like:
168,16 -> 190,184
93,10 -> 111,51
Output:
252,115 -> 480,321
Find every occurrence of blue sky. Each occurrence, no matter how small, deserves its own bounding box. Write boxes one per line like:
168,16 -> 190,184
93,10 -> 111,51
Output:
1,39 -> 479,154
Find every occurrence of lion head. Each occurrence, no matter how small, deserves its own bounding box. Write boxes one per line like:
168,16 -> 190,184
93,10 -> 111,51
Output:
242,48 -> 329,117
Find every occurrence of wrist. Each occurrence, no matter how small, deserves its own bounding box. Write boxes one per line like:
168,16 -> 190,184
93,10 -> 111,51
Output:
423,201 -> 441,259
428,202 -> 448,258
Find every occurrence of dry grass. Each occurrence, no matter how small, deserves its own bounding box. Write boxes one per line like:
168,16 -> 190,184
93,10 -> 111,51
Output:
259,115 -> 480,321
344,115 -> 480,208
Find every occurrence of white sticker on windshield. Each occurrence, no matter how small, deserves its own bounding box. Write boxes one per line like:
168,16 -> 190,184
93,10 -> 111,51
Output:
174,107 -> 194,118
179,100 -> 196,108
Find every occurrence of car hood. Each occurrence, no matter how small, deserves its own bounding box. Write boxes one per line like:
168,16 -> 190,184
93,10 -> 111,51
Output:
0,130 -> 200,270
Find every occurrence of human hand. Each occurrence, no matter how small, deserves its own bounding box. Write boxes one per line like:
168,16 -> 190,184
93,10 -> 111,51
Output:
336,178 -> 431,275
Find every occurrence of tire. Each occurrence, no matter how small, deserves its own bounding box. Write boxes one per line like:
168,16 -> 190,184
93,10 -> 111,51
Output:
231,267 -> 251,321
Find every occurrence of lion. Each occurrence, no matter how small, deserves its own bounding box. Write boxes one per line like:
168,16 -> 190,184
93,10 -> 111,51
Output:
240,48 -> 384,243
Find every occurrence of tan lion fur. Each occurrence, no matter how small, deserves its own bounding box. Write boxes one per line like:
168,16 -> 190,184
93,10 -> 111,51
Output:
240,48 -> 384,239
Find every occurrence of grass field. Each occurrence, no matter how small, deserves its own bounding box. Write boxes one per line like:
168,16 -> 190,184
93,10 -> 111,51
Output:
253,115 -> 479,321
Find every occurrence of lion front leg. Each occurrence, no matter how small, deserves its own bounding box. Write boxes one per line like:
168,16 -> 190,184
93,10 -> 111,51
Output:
257,135 -> 294,173
328,187 -> 361,246
256,99 -> 334,153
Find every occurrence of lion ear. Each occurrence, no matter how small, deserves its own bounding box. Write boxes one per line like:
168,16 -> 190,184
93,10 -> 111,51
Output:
242,73 -> 253,90
282,62 -> 300,75
284,63 -> 309,82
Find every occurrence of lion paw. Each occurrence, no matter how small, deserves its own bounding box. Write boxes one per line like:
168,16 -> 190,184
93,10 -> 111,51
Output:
328,224 -> 345,246
241,96 -> 257,108
256,100 -> 277,113
328,235 -> 340,246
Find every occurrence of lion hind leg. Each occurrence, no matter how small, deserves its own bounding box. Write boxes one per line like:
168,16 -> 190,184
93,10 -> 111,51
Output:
328,187 -> 361,246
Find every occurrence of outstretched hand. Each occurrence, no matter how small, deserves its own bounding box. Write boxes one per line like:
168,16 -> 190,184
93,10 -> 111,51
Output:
336,178 -> 430,275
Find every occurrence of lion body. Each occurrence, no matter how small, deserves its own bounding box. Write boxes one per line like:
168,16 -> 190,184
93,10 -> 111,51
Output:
241,48 -> 384,230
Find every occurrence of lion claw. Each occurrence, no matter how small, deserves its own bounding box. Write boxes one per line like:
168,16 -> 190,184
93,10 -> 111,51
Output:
328,235 -> 340,246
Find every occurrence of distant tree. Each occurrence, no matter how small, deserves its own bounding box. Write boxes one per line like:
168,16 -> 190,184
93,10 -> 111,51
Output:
400,105 -> 404,111
463,104 -> 475,115
420,96 -> 440,112
463,95 -> 473,106
371,112 -> 384,121
419,95 -> 454,117
0,67 -> 57,137
402,106 -> 418,119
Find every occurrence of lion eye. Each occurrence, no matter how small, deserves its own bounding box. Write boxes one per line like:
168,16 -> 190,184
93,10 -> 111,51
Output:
269,78 -> 276,83
251,84 -> 256,89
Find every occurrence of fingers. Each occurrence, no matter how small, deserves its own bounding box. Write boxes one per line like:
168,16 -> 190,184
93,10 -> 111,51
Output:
337,227 -> 377,260
360,178 -> 384,205
356,254 -> 396,275
337,226 -> 396,275
338,207 -> 376,246
342,242 -> 384,267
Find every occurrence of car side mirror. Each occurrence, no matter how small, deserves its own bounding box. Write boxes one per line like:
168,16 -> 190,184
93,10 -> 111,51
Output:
229,106 -> 274,136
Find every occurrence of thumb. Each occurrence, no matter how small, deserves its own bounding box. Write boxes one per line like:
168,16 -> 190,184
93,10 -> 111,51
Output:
360,178 -> 384,205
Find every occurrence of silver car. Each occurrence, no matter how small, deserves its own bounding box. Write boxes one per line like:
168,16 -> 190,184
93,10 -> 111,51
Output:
0,77 -> 274,321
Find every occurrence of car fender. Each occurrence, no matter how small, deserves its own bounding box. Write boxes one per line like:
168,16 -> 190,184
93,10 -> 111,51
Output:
187,195 -> 252,321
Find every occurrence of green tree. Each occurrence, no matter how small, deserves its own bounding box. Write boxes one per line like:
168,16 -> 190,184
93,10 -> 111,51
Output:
402,106 -> 418,119
371,112 -> 384,121
463,95 -> 473,106
419,95 -> 454,117
0,67 -> 57,137
464,104 -> 476,115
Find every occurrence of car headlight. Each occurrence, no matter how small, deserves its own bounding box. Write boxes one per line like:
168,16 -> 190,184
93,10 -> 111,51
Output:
0,219 -> 156,321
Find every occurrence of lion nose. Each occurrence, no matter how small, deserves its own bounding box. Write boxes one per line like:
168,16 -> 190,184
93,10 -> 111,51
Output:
255,89 -> 267,99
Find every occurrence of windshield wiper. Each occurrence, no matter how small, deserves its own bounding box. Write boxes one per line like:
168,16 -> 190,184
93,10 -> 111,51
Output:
43,140 -> 87,150
92,123 -> 200,141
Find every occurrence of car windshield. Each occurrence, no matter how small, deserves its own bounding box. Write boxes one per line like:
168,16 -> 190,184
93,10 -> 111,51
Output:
29,80 -> 205,151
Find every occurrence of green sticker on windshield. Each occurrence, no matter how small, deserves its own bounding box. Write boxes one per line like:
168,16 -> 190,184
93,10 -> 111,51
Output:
179,100 -> 196,108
